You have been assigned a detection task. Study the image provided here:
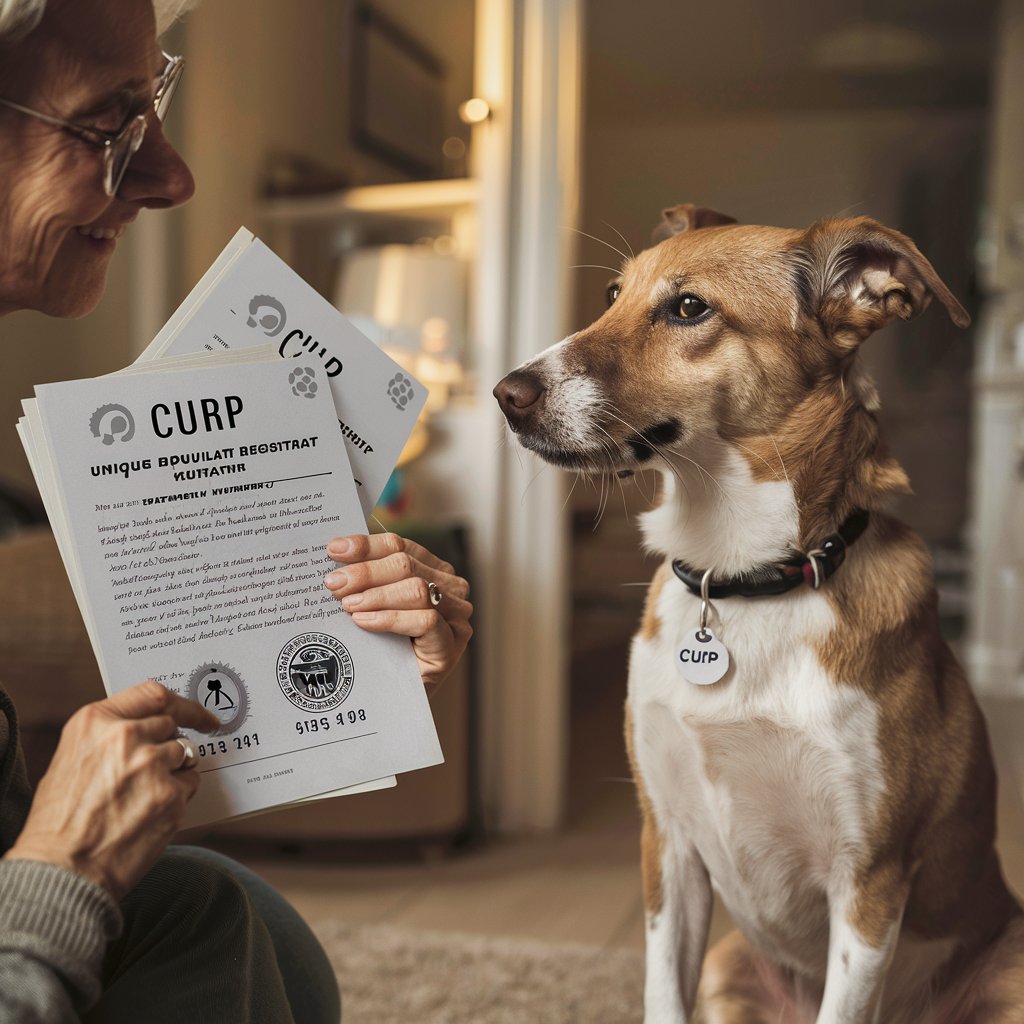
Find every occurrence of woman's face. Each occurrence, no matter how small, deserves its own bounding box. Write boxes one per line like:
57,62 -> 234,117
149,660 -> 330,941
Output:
0,0 -> 194,318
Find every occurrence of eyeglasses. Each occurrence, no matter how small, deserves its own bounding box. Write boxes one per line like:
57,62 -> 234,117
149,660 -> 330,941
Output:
0,52 -> 184,197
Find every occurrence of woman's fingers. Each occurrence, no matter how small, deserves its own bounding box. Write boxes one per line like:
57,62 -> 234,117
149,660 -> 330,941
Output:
10,684 -> 208,900
327,532 -> 455,575
128,714 -> 180,744
326,551 -> 469,603
350,607 -> 445,638
104,680 -> 220,733
350,608 -> 457,695
338,575 -> 472,616
324,532 -> 473,694
153,736 -> 201,775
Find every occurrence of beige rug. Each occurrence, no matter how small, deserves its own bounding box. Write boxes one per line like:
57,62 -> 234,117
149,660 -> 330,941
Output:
314,922 -> 644,1024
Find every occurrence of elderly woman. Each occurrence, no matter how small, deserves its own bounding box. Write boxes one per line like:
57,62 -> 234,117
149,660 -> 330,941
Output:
0,0 -> 473,1020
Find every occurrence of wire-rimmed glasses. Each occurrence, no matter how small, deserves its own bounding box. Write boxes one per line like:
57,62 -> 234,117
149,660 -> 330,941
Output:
0,52 -> 184,196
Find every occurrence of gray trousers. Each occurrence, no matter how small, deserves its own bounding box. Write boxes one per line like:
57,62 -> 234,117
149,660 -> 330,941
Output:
82,846 -> 341,1024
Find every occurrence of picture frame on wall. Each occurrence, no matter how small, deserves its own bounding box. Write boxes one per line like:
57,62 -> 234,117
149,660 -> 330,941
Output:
350,3 -> 446,179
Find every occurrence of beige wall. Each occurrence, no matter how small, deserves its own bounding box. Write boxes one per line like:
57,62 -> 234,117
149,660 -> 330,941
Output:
180,0 -> 474,281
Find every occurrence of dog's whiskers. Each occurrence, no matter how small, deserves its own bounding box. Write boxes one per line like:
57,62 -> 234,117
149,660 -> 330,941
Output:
600,220 -> 635,261
659,444 -> 729,498
520,461 -> 550,505
769,434 -> 791,487
616,472 -> 630,519
602,408 -> 706,504
561,471 -> 581,512
660,442 -> 741,512
569,226 -> 630,266
511,435 -> 525,471
638,467 -> 659,507
590,422 -> 638,525
600,410 -> 735,547
732,439 -> 784,482
593,470 -> 606,529
578,425 -> 618,529
570,264 -> 622,274
598,465 -> 615,529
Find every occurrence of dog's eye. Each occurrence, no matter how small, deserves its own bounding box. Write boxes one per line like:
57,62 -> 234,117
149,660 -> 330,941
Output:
606,282 -> 621,307
677,294 -> 710,320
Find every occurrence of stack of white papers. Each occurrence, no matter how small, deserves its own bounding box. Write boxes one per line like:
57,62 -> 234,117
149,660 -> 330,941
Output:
16,229 -> 442,827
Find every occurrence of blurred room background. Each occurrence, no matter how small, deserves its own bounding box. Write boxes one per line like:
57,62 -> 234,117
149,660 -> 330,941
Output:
1,0 -> 1023,1015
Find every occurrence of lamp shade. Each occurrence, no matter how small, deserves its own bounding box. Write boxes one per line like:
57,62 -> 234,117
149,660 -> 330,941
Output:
334,244 -> 467,358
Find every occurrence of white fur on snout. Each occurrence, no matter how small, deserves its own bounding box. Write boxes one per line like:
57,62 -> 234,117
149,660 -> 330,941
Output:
515,338 -> 610,453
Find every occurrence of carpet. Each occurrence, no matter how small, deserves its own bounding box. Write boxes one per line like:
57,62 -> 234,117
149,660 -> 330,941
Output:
314,922 -> 644,1024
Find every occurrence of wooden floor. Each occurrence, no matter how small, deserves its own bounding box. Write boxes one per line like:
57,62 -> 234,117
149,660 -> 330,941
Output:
242,694 -> 1024,954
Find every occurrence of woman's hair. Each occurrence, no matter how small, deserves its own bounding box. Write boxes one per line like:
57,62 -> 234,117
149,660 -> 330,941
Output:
0,0 -> 45,41
0,0 -> 198,42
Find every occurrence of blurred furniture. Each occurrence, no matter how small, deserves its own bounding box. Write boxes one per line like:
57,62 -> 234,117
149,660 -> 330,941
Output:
258,178 -> 478,345
969,0 -> 1024,698
334,242 -> 469,368
967,296 -> 1024,696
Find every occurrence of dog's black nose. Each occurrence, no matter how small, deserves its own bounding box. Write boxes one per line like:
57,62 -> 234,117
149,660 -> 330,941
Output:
493,370 -> 546,429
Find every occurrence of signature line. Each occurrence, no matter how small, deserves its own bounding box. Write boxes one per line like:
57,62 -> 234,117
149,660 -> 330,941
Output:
265,472 -> 334,486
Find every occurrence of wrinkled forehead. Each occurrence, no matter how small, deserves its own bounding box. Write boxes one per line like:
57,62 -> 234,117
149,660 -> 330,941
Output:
624,224 -> 804,301
3,0 -> 159,99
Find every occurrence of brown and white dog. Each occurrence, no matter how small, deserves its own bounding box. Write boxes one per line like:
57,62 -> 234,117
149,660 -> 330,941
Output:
494,206 -> 1024,1023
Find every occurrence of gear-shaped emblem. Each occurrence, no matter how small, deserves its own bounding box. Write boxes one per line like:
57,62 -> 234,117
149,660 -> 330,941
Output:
89,404 -> 135,445
187,661 -> 249,734
245,294 -> 287,337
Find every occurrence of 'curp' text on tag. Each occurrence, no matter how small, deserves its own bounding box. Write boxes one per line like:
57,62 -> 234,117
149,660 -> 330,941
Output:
676,628 -> 730,685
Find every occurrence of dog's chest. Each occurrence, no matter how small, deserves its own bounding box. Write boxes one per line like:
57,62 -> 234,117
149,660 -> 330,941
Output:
629,578 -> 888,969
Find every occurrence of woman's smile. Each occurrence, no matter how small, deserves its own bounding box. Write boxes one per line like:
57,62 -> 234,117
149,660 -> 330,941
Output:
75,222 -> 130,242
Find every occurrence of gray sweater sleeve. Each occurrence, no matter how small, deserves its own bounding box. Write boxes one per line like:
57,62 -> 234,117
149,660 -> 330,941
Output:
0,858 -> 122,1022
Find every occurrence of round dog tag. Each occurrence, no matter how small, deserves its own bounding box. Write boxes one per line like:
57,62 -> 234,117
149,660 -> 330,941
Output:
676,629 -> 730,685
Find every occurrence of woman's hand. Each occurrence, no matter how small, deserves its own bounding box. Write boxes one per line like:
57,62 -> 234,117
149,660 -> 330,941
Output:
325,533 -> 473,698
3,681 -> 220,901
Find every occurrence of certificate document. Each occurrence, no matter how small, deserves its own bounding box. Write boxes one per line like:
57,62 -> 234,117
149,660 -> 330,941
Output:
136,228 -> 428,518
25,357 -> 442,827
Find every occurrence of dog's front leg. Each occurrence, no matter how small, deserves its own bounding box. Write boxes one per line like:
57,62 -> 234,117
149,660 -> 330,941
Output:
815,881 -> 906,1024
643,821 -> 712,1024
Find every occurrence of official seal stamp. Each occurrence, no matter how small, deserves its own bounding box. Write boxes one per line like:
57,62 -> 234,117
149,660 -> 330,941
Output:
187,661 -> 249,734
276,633 -> 354,713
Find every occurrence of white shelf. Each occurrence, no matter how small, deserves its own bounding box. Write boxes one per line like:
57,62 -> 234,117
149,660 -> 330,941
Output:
258,178 -> 479,226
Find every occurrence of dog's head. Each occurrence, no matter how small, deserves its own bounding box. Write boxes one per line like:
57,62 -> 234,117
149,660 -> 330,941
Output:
493,205 -> 968,490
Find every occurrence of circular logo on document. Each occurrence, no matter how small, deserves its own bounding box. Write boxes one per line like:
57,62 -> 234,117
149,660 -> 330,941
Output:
89,404 -> 135,445
187,661 -> 249,734
276,633 -> 354,713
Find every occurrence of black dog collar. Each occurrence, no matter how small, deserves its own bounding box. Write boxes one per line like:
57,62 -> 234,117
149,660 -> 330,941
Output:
671,510 -> 870,599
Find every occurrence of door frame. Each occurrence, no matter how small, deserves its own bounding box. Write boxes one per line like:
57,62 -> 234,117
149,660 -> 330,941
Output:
472,0 -> 582,831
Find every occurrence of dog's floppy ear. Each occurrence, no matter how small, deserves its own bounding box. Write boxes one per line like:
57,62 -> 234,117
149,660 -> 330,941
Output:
794,216 -> 970,351
651,204 -> 737,243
